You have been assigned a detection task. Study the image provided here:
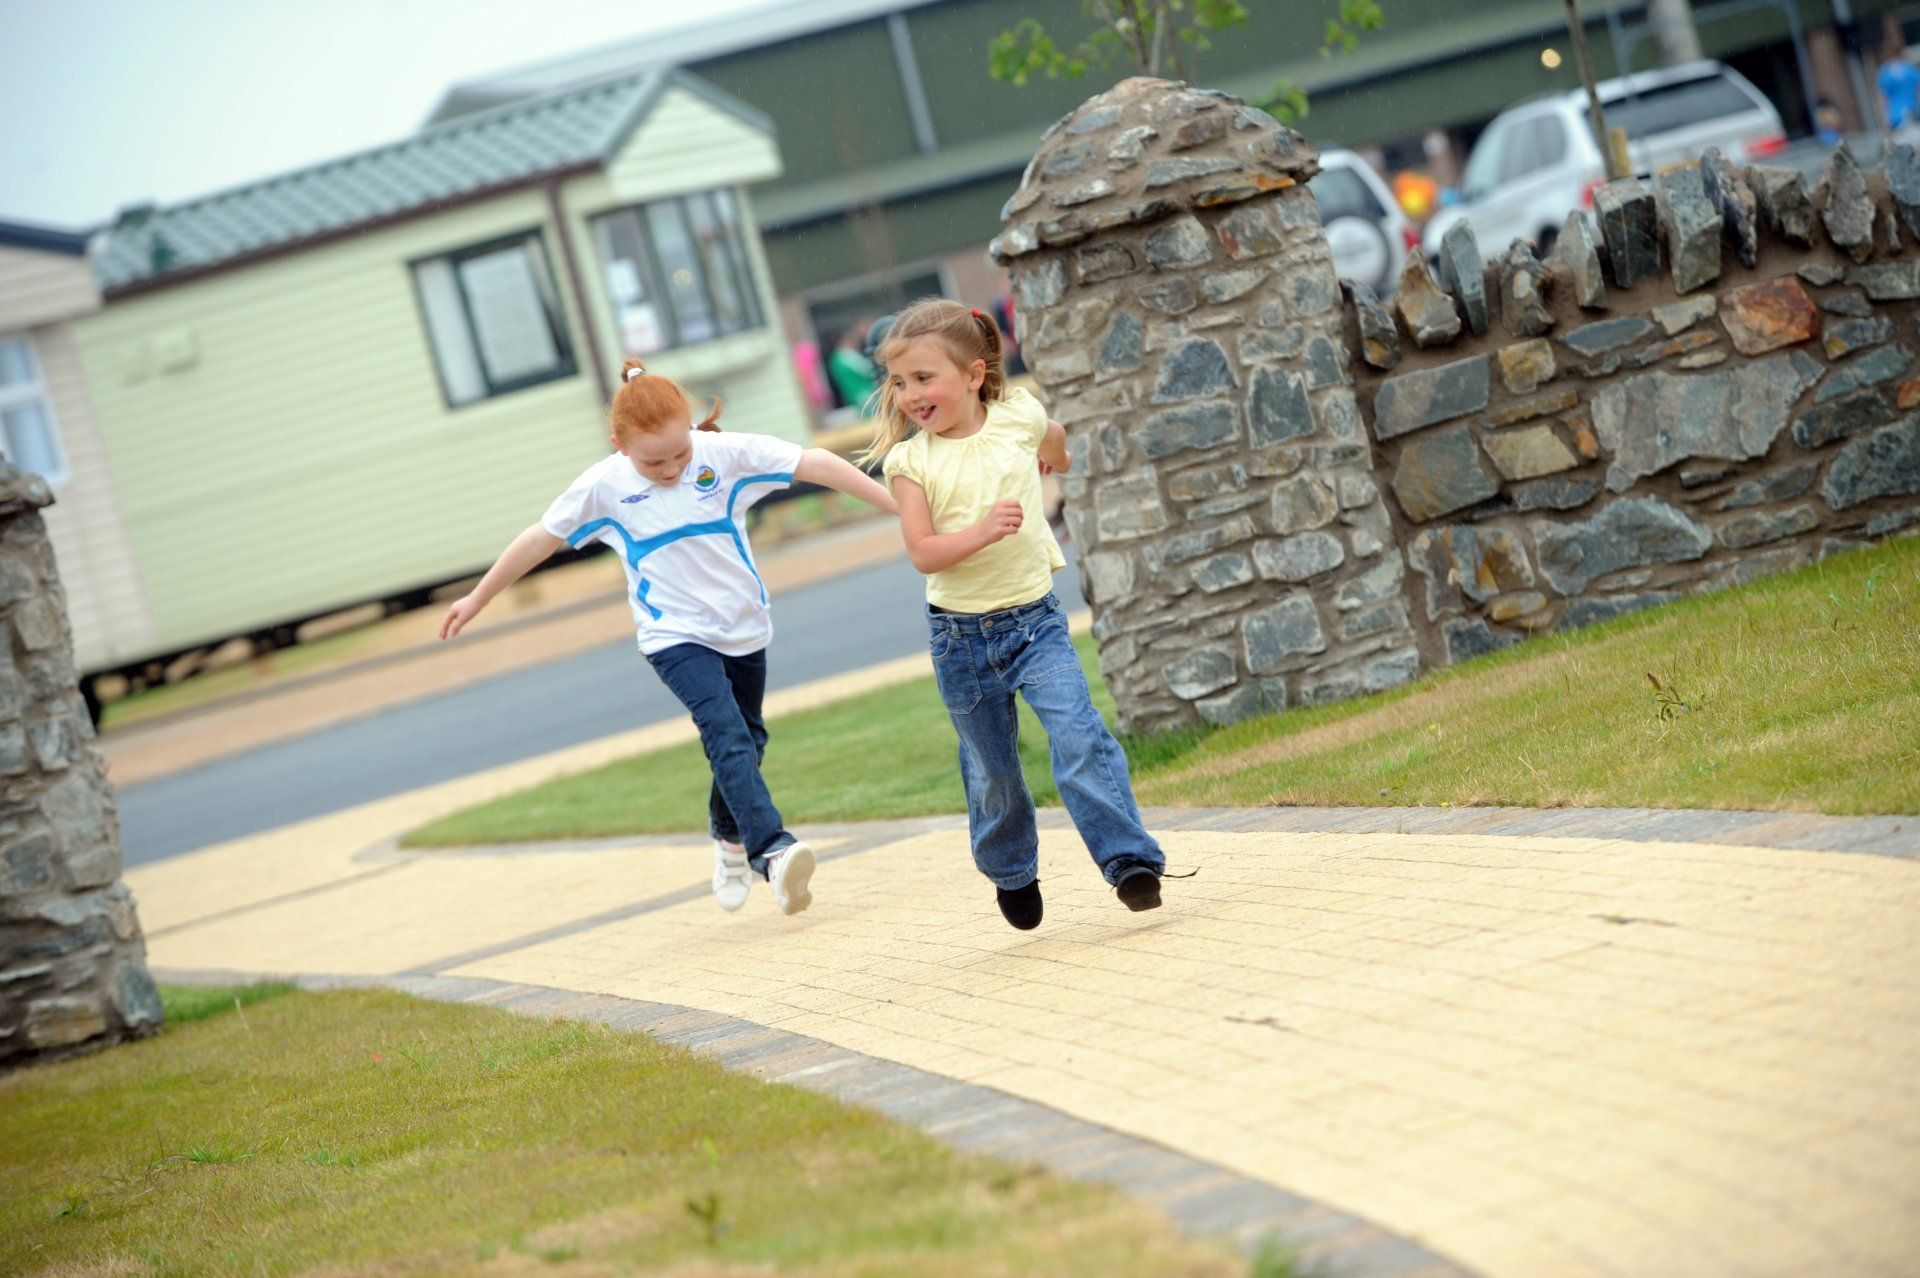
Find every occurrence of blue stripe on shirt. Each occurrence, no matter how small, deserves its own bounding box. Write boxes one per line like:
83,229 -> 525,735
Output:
564,468 -> 794,615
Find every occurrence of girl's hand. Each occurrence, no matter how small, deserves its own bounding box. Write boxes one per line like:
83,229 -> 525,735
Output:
440,594 -> 483,640
979,499 -> 1024,544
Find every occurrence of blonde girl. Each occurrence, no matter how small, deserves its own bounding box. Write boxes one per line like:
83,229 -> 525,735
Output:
442,359 -> 898,915
868,299 -> 1167,929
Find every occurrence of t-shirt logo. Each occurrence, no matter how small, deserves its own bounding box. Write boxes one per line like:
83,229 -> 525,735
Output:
693,465 -> 719,494
620,492 -> 651,504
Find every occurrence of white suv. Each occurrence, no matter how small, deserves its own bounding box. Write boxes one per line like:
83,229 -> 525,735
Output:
1424,59 -> 1787,258
1312,147 -> 1417,297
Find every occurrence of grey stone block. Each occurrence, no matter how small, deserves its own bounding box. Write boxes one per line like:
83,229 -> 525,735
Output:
1243,596 -> 1327,673
1548,210 -> 1607,308
1655,167 -> 1723,293
1813,344 -> 1913,405
1533,497 -> 1712,594
1391,425 -> 1499,522
1845,260 -> 1920,300
1162,648 -> 1239,700
1348,280 -> 1399,370
1437,220 -> 1488,335
1393,250 -> 1462,347
1559,315 -> 1653,358
1511,476 -> 1600,512
1718,462 -> 1820,510
1717,503 -> 1820,549
1096,314 -> 1144,374
1269,473 -> 1340,535
1750,164 -> 1816,245
1371,354 -> 1490,440
1592,352 -> 1824,491
1245,367 -> 1314,446
1821,416 -> 1920,509
1820,142 -> 1875,263
1823,316 -> 1893,360
1145,216 -> 1213,269
1251,532 -> 1345,582
1594,177 -> 1660,287
1700,147 -> 1759,268
1152,339 -> 1236,403
1793,387 -> 1898,450
1499,240 -> 1554,337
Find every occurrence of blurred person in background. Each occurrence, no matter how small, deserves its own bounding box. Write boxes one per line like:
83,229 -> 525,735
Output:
1879,46 -> 1920,139
827,318 -> 881,413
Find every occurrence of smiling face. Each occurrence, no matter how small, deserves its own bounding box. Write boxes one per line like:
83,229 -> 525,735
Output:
612,418 -> 695,485
887,335 -> 987,438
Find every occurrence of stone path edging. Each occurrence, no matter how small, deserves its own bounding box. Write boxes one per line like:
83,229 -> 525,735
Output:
151,965 -> 1477,1278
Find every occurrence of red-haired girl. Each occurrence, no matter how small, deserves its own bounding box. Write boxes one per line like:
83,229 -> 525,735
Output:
442,359 -> 897,916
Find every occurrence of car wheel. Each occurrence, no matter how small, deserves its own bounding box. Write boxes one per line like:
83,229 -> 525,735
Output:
1324,213 -> 1393,295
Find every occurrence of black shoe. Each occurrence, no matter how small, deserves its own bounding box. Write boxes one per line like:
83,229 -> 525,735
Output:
996,880 -> 1043,930
1115,865 -> 1162,912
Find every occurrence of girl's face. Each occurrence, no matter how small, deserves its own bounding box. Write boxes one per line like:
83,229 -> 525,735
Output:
613,418 -> 694,485
888,336 -> 985,437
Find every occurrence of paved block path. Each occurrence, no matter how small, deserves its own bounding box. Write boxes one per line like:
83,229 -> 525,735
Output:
132,671 -> 1920,1277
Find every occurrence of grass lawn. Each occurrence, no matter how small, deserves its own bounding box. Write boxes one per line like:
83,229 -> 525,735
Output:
0,984 -> 1258,1278
405,537 -> 1920,848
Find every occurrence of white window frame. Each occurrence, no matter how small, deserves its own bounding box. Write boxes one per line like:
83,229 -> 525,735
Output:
408,229 -> 577,410
0,333 -> 69,487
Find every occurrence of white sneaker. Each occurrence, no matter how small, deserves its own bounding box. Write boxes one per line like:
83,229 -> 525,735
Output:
712,840 -> 751,912
767,841 -> 815,916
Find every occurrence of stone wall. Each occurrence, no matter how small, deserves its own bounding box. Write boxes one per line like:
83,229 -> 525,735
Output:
1354,143 -> 1920,671
998,79 -> 1920,734
0,462 -> 160,1071
993,78 -> 1420,735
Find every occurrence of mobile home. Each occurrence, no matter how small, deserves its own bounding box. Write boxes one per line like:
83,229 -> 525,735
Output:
69,68 -> 805,695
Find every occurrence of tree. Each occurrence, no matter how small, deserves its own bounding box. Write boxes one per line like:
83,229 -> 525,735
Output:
987,0 -> 1384,124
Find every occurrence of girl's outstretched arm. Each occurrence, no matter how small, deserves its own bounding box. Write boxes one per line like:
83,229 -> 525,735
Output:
795,447 -> 899,516
440,523 -> 566,640
1038,418 -> 1072,474
892,476 -> 1022,575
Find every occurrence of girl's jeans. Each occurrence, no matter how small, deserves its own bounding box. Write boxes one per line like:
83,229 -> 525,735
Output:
646,642 -> 796,875
927,592 -> 1165,890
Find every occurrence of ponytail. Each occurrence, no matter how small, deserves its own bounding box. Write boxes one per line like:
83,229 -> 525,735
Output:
609,357 -> 723,437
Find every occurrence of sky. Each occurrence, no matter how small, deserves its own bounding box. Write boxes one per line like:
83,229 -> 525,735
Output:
0,0 -> 785,230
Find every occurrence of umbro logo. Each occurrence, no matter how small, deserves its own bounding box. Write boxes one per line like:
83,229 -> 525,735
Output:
620,492 -> 651,504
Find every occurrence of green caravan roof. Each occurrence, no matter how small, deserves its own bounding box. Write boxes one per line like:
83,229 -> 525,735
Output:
90,68 -> 772,295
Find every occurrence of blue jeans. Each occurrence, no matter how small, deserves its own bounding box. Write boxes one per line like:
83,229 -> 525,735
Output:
646,643 -> 796,875
928,592 -> 1165,890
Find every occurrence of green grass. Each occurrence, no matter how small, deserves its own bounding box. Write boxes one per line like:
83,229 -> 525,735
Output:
1134,535 -> 1920,814
1,986 -> 1253,1278
405,537 -> 1920,848
158,981 -> 299,1027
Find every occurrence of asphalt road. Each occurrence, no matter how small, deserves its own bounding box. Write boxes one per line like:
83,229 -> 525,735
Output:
118,554 -> 1086,866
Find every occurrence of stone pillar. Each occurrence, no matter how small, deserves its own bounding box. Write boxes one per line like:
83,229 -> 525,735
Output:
992,78 -> 1419,734
0,462 -> 160,1071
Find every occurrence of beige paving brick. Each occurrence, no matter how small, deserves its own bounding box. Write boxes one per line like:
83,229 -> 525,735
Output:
138,792 -> 1920,1278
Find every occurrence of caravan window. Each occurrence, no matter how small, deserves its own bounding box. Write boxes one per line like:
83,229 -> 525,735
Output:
411,232 -> 577,408
591,189 -> 762,356
0,336 -> 67,485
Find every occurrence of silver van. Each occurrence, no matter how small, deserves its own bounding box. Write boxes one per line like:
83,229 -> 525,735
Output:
1424,59 -> 1787,258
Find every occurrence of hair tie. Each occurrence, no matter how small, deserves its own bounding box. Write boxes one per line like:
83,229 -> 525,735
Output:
971,308 -> 983,320
624,366 -> 646,382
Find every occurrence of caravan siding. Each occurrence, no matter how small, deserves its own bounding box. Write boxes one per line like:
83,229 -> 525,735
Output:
31,323 -> 160,670
70,189 -> 612,657
0,243 -> 158,671
0,244 -> 99,332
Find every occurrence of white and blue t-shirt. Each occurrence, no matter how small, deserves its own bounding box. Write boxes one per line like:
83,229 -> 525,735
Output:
542,431 -> 804,656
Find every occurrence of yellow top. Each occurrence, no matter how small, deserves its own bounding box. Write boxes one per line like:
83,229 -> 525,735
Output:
882,387 -> 1068,614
